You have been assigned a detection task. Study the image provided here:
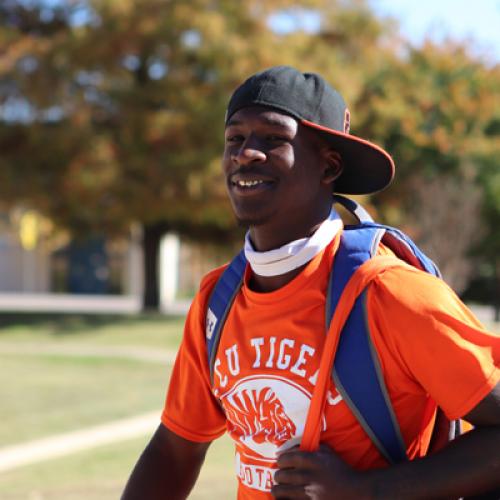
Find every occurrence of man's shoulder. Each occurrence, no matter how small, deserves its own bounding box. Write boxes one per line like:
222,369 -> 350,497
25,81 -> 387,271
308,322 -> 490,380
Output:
370,259 -> 449,295
183,263 -> 232,336
366,261 -> 482,328
198,262 -> 231,298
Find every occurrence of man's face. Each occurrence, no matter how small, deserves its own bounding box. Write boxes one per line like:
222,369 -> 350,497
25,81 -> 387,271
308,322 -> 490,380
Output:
222,106 -> 331,229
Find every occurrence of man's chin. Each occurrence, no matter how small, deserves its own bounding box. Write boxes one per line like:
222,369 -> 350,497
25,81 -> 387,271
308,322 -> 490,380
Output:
231,203 -> 278,229
235,214 -> 270,228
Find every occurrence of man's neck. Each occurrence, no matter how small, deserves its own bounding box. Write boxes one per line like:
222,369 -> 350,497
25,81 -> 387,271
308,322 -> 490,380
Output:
245,206 -> 338,292
247,264 -> 308,293
248,207 -> 331,252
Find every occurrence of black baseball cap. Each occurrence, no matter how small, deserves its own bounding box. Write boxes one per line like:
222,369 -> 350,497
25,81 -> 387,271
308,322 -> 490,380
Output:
225,66 -> 395,195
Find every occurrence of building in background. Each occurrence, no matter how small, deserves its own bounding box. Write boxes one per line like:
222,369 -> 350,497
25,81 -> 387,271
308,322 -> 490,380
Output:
0,208 -> 228,314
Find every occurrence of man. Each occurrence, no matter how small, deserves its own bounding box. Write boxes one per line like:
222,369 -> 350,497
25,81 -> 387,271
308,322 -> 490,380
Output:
123,66 -> 500,499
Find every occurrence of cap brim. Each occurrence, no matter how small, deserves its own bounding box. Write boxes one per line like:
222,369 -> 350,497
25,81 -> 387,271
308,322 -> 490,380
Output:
301,120 -> 395,195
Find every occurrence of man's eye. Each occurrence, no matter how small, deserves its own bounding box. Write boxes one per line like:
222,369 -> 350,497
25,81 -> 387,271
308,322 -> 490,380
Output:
267,135 -> 288,142
226,135 -> 243,143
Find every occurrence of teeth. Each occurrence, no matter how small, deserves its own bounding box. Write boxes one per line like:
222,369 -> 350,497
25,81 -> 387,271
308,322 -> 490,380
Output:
236,180 -> 263,187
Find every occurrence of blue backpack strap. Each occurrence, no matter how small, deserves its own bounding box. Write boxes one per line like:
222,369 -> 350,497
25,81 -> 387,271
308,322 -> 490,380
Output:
334,195 -> 440,277
364,223 -> 441,277
325,226 -> 384,326
327,226 -> 408,464
206,250 -> 247,384
205,197 -> 441,464
333,194 -> 374,223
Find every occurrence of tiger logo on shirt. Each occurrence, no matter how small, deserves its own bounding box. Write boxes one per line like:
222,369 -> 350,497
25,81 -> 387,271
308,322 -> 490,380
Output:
219,375 -> 312,461
224,387 -> 296,447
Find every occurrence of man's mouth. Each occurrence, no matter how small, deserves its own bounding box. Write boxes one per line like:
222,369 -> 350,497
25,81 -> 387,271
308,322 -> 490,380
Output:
234,179 -> 266,188
229,174 -> 276,195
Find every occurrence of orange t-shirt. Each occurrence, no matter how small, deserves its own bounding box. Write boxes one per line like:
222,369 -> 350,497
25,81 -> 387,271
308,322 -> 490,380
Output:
162,234 -> 500,499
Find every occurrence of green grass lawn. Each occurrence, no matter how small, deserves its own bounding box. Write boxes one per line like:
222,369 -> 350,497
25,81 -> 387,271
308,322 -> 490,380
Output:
0,353 -> 170,446
0,433 -> 237,499
0,314 -> 185,447
0,313 -> 186,350
0,313 -> 237,498
0,311 -> 497,499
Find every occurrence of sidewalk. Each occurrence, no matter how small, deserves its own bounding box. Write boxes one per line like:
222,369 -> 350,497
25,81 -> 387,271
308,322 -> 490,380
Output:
0,293 -> 192,315
469,304 -> 498,325
0,343 -> 177,364
0,411 -> 161,473
0,345 -> 176,474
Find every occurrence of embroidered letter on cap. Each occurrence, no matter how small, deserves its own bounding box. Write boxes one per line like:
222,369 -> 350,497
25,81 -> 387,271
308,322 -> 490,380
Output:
344,109 -> 351,134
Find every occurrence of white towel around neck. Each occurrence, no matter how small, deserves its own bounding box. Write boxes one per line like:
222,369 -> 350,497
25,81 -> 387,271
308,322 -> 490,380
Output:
244,210 -> 342,277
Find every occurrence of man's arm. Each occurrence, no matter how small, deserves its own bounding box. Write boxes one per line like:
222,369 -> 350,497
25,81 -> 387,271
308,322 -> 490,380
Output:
272,382 -> 500,500
122,424 -> 211,500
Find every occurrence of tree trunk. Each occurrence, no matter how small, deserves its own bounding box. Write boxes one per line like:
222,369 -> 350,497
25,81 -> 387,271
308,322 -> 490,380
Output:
142,222 -> 169,311
495,258 -> 500,323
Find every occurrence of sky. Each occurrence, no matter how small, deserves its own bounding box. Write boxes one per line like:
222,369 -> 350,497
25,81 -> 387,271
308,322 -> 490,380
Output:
26,0 -> 500,63
369,0 -> 500,63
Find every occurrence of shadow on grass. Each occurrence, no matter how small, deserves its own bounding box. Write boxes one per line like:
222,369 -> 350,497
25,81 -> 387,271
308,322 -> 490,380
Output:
0,312 -> 186,335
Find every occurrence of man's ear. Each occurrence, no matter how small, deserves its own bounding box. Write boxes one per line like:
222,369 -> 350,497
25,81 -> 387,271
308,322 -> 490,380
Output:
321,148 -> 343,186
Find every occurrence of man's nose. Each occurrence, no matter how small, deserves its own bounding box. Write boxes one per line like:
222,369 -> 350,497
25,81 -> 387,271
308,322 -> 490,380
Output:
232,137 -> 266,165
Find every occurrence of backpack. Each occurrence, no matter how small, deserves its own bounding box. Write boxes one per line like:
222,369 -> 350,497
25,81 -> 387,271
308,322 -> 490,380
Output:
205,194 -> 458,465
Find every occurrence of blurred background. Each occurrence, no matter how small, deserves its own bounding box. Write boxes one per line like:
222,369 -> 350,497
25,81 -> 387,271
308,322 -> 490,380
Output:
0,0 -> 498,498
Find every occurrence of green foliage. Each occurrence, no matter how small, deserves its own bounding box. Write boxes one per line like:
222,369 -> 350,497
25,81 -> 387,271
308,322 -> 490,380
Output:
356,42 -> 499,185
352,40 -> 499,290
0,0 -> 395,238
0,0 -> 498,297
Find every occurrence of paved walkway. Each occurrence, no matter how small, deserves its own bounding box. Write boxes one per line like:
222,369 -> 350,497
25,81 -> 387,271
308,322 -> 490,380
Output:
469,304 -> 499,325
0,293 -> 192,315
0,345 -> 176,474
0,342 -> 176,364
0,411 -> 161,473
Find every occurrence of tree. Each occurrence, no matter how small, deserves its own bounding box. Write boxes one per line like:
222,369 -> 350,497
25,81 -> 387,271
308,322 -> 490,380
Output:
2,1 -> 498,309
0,0 -> 398,308
404,174 -> 483,293
353,41 -> 500,294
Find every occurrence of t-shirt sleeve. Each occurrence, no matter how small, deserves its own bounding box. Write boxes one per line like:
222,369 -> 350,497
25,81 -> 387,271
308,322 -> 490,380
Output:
367,266 -> 500,421
161,269 -> 227,442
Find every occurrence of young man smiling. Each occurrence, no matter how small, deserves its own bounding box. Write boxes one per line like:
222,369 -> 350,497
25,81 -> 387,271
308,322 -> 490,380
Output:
123,66 -> 500,499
